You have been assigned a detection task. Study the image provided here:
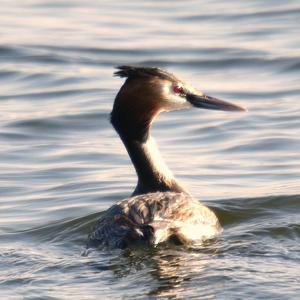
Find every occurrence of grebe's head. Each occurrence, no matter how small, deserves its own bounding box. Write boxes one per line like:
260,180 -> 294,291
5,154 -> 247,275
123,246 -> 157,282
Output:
111,66 -> 245,141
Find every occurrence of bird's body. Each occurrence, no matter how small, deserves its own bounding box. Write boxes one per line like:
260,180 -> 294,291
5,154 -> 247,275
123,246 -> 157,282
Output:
88,66 -> 244,249
88,192 -> 221,249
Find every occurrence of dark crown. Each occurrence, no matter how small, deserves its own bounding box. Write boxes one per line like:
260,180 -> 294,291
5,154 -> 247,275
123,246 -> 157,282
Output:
114,65 -> 178,82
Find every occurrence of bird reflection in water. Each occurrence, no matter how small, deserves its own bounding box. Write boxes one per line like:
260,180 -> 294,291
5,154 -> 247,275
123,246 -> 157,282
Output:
87,240 -> 221,298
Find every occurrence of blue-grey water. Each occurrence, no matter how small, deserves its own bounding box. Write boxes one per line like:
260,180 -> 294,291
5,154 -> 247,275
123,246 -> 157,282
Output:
1,1 -> 300,299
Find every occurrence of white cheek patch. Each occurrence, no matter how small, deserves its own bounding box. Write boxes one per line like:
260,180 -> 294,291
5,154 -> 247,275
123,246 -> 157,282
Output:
161,82 -> 185,103
160,82 -> 192,110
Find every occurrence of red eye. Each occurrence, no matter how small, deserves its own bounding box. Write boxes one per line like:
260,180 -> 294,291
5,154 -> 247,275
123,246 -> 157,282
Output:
173,85 -> 183,94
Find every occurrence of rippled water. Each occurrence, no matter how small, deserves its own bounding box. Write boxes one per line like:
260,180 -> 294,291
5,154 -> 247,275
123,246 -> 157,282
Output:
1,0 -> 300,299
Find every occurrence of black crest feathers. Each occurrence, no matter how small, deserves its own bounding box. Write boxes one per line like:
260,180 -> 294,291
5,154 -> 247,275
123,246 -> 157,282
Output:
114,65 -> 178,82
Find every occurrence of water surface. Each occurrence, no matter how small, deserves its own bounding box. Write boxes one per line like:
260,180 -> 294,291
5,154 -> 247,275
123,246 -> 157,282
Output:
0,0 -> 300,299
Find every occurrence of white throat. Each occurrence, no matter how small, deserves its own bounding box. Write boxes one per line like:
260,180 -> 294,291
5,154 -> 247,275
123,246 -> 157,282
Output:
141,136 -> 175,183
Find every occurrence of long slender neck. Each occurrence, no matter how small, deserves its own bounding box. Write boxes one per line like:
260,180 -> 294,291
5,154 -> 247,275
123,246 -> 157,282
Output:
120,134 -> 185,196
111,108 -> 186,196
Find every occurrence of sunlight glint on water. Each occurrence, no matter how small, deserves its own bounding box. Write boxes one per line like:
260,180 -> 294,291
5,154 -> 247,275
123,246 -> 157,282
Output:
0,0 -> 300,299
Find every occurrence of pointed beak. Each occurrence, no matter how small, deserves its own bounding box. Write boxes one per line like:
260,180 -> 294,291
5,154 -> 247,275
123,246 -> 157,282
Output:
187,93 -> 245,112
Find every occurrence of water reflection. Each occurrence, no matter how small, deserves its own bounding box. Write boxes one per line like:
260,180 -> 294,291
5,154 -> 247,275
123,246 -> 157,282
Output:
148,249 -> 194,298
87,241 -> 221,298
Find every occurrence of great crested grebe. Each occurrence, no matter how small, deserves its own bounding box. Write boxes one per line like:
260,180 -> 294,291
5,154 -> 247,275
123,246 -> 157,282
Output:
87,66 -> 245,249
